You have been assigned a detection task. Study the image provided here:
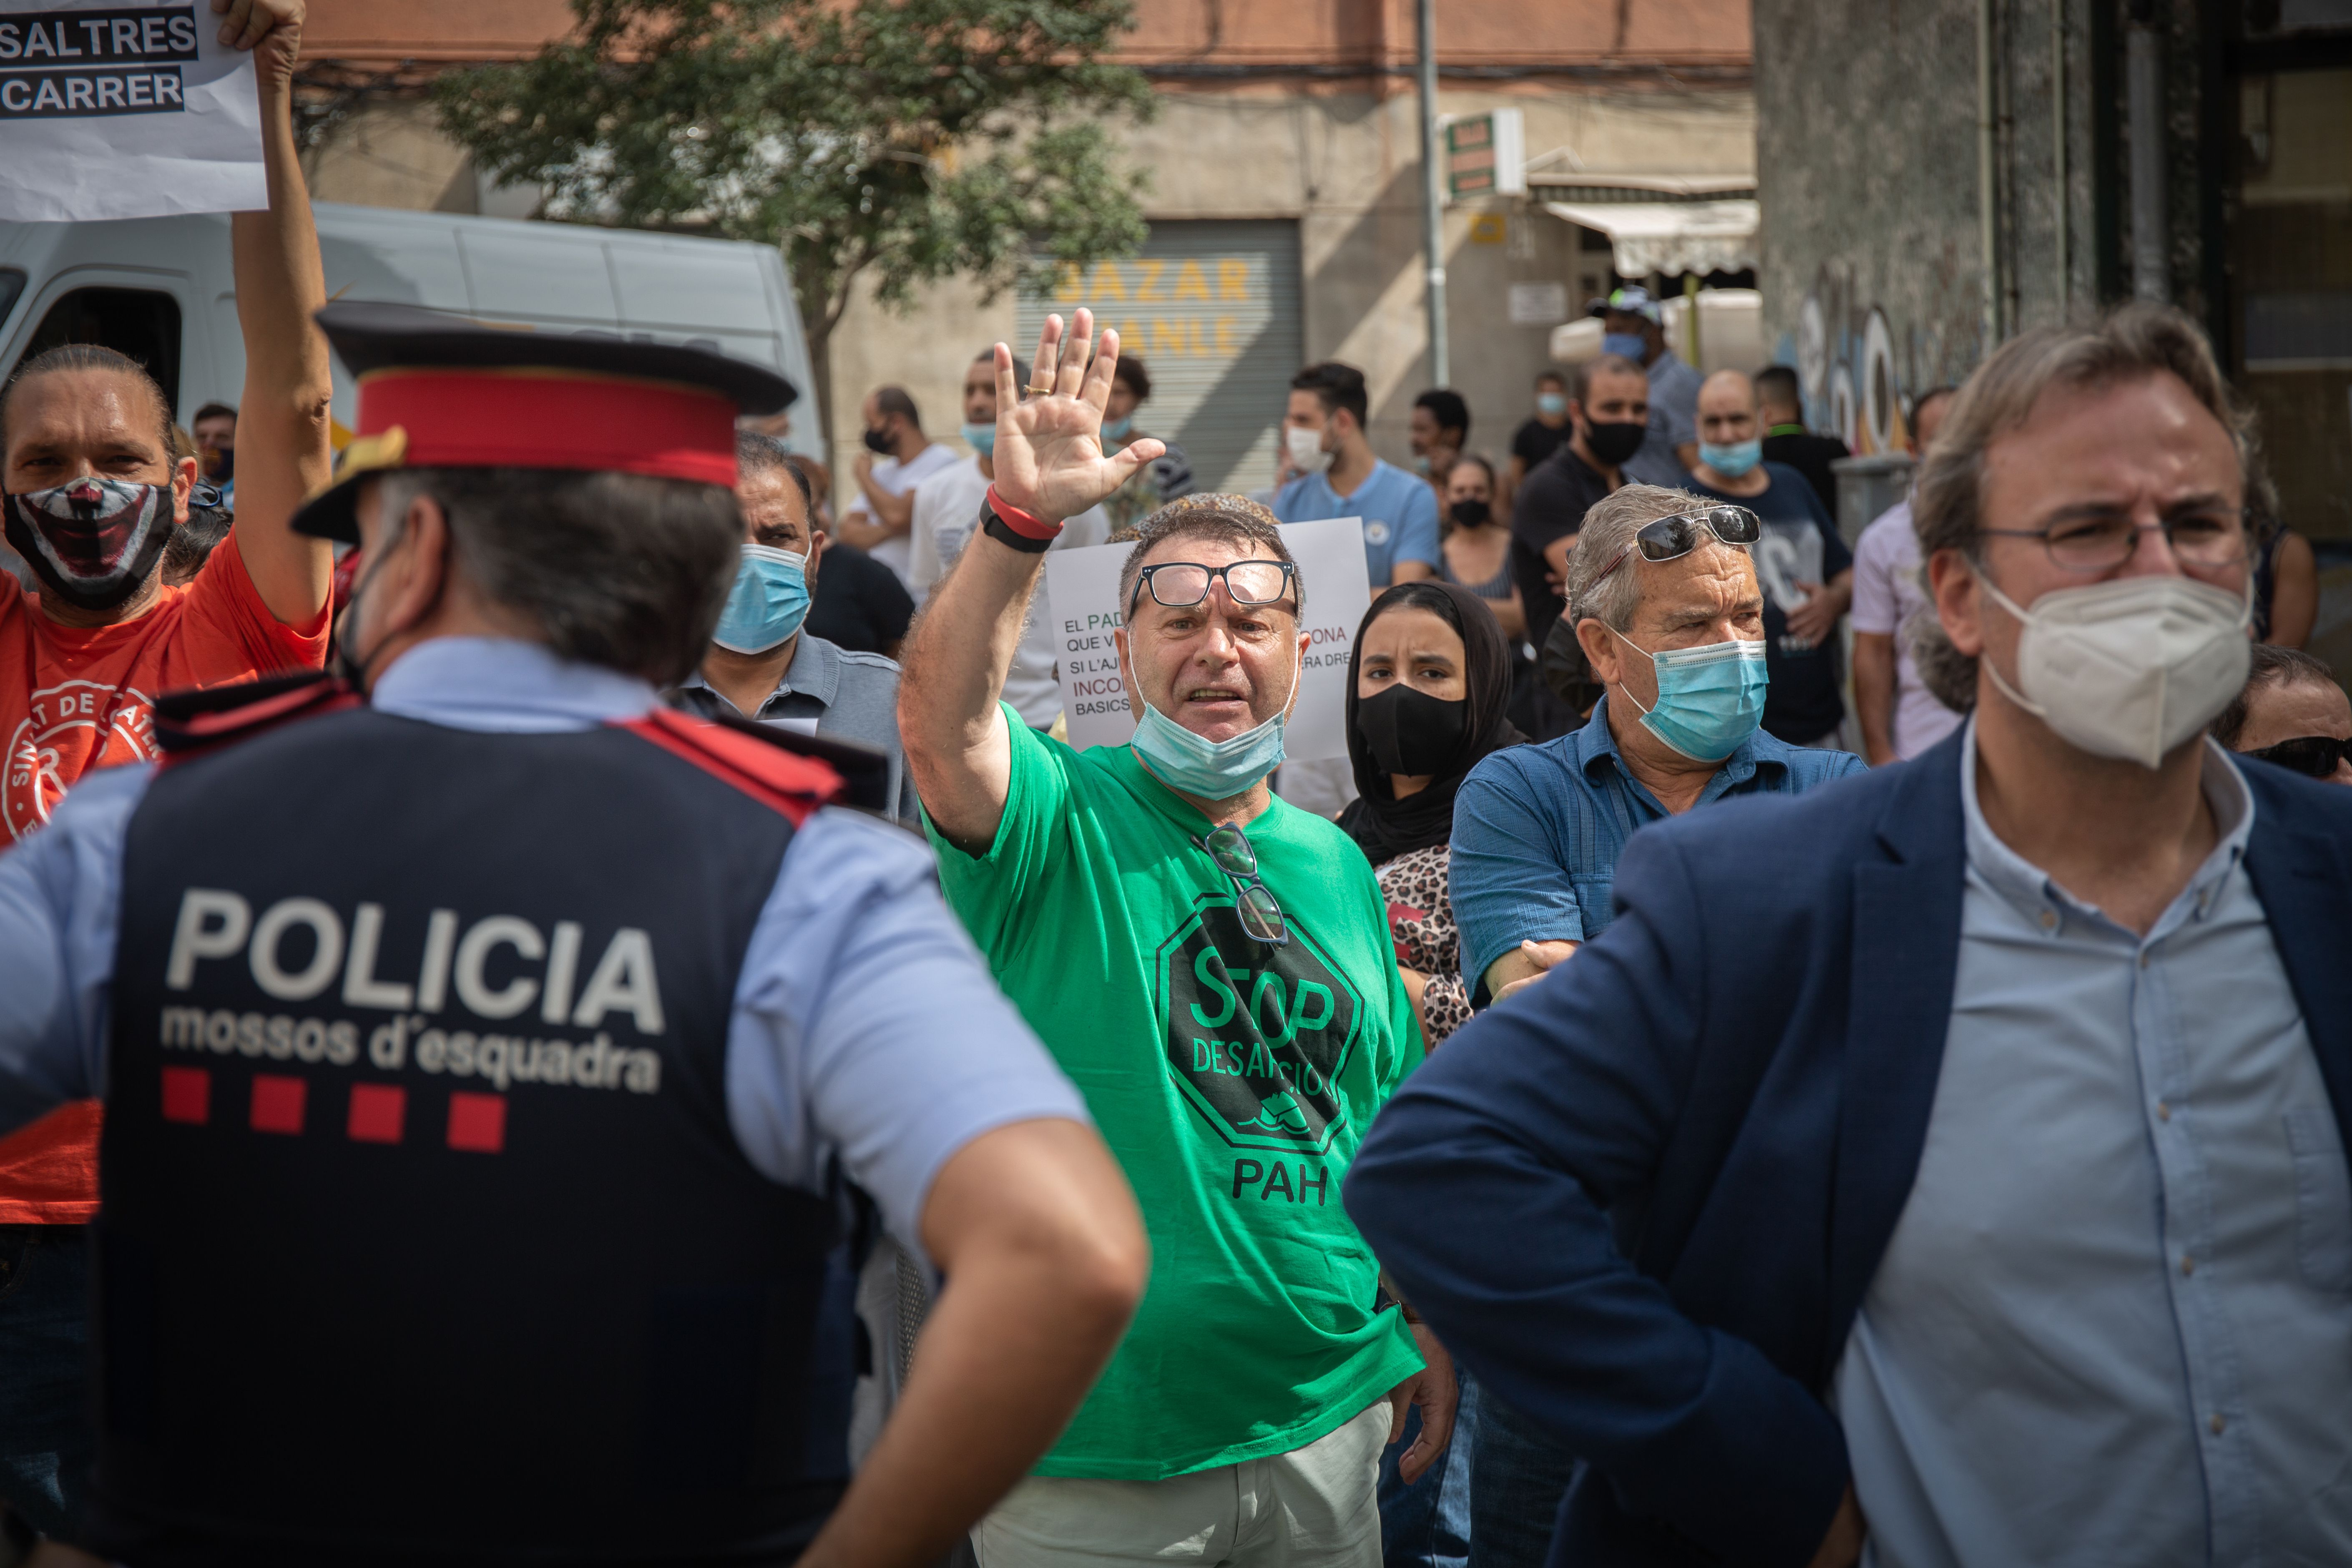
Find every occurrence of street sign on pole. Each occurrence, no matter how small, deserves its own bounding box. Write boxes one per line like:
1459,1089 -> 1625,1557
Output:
1443,109 -> 1525,203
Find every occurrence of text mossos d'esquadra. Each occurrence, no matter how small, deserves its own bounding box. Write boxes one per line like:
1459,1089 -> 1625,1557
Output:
158,888 -> 666,1096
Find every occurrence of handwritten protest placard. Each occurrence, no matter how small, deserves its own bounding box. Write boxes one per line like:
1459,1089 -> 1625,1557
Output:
1044,516 -> 1374,763
0,1 -> 265,223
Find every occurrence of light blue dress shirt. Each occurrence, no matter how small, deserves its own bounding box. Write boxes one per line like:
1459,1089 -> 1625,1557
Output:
1273,457 -> 1442,586
1447,693 -> 1866,989
0,636 -> 1089,1258
1834,721 -> 2352,1567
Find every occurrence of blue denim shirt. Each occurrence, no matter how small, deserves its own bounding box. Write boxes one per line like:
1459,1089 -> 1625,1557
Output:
1448,693 -> 1866,990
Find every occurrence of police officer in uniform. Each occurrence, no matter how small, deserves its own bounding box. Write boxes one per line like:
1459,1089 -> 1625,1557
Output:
0,304 -> 1148,1568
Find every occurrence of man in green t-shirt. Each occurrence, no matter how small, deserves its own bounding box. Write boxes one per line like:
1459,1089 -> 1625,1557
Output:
901,309 -> 1455,1566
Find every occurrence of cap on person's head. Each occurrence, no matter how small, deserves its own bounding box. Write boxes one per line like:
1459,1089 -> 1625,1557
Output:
1590,286 -> 1663,326
291,302 -> 798,543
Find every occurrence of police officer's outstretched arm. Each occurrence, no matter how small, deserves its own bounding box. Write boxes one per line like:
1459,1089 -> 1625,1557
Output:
761,817 -> 1149,1566
898,309 -> 1163,854
220,0 -> 336,625
802,1120 -> 1147,1568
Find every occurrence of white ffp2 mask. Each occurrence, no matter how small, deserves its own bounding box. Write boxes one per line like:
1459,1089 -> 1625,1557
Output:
1285,426 -> 1332,475
1977,570 -> 2251,769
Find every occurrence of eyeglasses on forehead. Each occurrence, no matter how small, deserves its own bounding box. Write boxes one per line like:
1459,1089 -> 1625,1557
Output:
1129,559 -> 1297,616
1587,506 -> 1763,592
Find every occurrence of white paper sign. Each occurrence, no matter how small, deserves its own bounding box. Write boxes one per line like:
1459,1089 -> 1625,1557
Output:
0,1 -> 265,223
1045,515 -> 1375,764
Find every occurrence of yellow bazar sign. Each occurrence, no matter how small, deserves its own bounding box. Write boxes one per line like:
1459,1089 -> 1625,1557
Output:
1046,257 -> 1259,360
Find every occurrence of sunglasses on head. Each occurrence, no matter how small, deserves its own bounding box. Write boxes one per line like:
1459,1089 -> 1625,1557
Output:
2248,735 -> 2352,779
1587,506 -> 1763,591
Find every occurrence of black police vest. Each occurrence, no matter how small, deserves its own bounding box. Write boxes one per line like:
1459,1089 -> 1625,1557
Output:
95,700 -> 851,1567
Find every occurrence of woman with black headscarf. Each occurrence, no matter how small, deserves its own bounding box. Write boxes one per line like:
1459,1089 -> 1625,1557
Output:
1337,578 -> 1524,1047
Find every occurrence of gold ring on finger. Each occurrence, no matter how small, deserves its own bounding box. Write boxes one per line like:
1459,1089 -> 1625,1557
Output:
1025,382 -> 1055,397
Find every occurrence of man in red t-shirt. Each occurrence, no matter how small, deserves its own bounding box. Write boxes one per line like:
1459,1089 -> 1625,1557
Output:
0,0 -> 332,1538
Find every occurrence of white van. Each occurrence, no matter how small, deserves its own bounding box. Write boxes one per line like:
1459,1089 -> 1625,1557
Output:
0,202 -> 822,452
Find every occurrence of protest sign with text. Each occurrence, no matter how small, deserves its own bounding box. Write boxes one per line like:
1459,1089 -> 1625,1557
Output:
1045,515 -> 1374,763
0,0 -> 264,222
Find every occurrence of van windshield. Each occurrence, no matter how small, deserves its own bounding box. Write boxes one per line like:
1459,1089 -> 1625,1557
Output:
0,270 -> 24,336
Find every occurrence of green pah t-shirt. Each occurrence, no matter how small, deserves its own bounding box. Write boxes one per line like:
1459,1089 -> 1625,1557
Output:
926,711 -> 1425,1480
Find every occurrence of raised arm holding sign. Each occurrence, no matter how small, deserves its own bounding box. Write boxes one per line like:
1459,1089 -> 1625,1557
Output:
0,6 -> 328,1538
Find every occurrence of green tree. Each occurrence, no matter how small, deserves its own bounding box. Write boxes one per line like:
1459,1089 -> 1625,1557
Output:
434,0 -> 1152,445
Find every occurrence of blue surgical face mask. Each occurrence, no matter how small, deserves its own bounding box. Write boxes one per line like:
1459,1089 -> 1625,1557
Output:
1129,644 -> 1299,799
961,421 -> 997,457
1609,629 -> 1768,761
711,542 -> 809,654
1700,438 -> 1764,479
1601,332 -> 1648,362
1536,392 -> 1568,417
1103,415 -> 1133,442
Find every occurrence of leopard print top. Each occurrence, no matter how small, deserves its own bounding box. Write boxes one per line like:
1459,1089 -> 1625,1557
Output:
1375,843 -> 1473,1045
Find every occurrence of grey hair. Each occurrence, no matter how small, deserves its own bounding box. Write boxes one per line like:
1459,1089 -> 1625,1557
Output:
374,466 -> 741,685
1564,484 -> 1744,633
1909,303 -> 2260,713
1118,493 -> 1303,618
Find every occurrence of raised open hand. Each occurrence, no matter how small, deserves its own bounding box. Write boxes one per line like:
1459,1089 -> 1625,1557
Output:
989,309 -> 1167,525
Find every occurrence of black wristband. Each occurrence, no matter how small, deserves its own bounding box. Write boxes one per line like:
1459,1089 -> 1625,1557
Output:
980,497 -> 1057,555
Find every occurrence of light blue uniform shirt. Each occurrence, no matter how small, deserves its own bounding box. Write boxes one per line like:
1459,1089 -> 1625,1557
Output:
0,636 -> 1088,1258
1273,458 -> 1441,587
1835,722 -> 2352,1567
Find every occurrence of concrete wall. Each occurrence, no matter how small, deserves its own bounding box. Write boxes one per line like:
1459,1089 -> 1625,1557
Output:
1752,0 -> 2101,450
823,80 -> 1753,487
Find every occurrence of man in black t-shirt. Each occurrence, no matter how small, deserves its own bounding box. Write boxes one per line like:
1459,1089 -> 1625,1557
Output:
806,536 -> 915,656
1510,355 -> 1650,739
1755,364 -> 1849,517
1508,369 -> 1575,489
1688,369 -> 1854,746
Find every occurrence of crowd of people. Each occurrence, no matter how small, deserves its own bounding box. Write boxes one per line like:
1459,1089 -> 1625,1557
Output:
1,7 -> 2349,1568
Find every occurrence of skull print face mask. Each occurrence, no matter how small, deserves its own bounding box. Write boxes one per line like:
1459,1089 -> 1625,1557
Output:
3,475 -> 176,610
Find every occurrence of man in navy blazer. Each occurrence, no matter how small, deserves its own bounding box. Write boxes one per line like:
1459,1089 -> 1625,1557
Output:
1347,304 -> 2352,1568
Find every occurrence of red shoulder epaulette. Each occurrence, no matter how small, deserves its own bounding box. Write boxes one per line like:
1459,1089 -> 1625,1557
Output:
615,707 -> 842,826
153,670 -> 360,769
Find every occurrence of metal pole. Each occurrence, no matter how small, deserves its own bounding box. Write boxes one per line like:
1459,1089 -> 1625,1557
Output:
1976,0 -> 2000,348
2053,0 -> 2069,316
1417,0 -> 1449,387
2126,6 -> 2168,302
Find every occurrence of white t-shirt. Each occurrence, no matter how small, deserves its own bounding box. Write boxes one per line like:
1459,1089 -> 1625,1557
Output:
844,441 -> 960,584
907,455 -> 1109,730
1849,498 -> 1963,759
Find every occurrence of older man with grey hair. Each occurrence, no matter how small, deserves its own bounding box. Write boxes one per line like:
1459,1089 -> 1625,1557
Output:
1442,481 -> 1867,1561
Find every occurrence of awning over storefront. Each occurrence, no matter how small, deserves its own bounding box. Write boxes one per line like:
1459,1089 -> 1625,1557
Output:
1542,199 -> 1759,279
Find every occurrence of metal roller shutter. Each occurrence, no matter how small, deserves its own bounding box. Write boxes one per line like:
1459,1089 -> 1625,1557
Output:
1018,220 -> 1302,498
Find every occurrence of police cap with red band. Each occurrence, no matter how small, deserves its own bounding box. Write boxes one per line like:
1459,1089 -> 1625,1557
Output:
291,302 -> 798,544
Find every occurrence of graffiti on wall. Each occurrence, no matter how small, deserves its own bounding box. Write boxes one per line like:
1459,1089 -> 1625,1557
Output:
1783,262 -> 1968,457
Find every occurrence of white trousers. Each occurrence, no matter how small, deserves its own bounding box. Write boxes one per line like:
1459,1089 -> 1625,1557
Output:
972,1401 -> 1390,1567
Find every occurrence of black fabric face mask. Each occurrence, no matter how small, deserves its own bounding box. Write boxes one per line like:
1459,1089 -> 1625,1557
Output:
1356,682 -> 1468,777
861,426 -> 894,455
1449,499 -> 1491,530
1582,419 -> 1648,467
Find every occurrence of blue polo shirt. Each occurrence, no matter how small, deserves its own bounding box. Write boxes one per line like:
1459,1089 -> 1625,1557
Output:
1448,693 -> 1866,988
1274,459 -> 1442,587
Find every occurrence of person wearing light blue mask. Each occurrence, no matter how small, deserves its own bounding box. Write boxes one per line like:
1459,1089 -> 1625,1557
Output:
1689,367 -> 1857,747
668,434 -> 922,820
1445,494 -> 1861,1568
1595,285 -> 1704,473
903,310 -> 1456,1560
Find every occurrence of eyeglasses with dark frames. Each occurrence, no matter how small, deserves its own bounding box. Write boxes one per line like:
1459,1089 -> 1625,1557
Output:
1129,560 -> 1298,617
2247,734 -> 2352,780
1977,508 -> 2253,574
1196,820 -> 1288,947
1586,506 -> 1763,592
